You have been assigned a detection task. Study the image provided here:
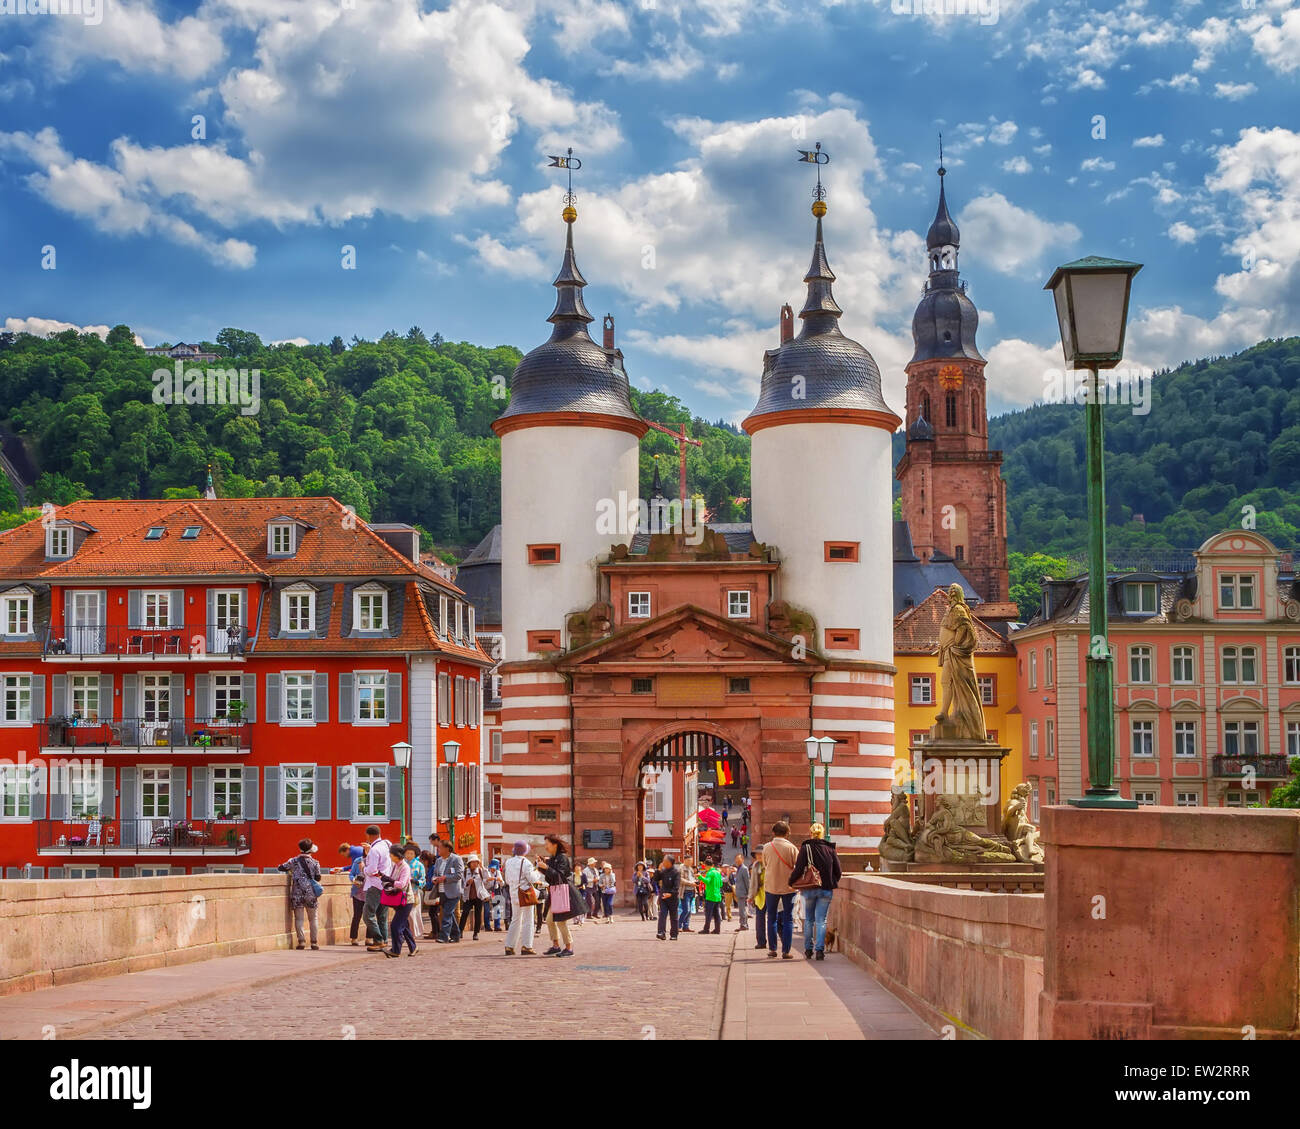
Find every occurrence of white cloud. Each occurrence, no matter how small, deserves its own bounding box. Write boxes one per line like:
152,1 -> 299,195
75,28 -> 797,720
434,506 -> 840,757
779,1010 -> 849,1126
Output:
1214,81 -> 1256,101
1133,134 -> 1165,148
455,233 -> 549,279
1250,8 -> 1300,74
3,316 -> 142,343
271,337 -> 311,347
1166,221 -> 1197,244
984,337 -> 1065,414
38,0 -> 226,80
1080,156 -> 1116,172
957,193 -> 1081,275
1001,156 -> 1032,175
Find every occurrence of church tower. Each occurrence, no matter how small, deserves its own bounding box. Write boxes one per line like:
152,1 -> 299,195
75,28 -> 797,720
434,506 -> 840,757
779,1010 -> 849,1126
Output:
895,161 -> 1009,605
744,167 -> 901,853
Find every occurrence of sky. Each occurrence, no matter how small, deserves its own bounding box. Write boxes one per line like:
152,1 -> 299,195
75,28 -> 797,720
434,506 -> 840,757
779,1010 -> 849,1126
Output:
1,0 -> 1298,422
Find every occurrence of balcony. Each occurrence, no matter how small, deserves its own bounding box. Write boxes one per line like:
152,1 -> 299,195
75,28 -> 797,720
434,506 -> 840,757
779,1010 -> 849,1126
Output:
36,818 -> 253,855
1210,754 -> 1291,780
39,716 -> 251,755
43,623 -> 247,661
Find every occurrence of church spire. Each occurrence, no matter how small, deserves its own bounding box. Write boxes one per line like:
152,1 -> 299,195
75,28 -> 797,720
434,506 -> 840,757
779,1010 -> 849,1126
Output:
203,464 -> 216,500
795,141 -> 842,332
926,141 -> 961,268
545,148 -> 593,332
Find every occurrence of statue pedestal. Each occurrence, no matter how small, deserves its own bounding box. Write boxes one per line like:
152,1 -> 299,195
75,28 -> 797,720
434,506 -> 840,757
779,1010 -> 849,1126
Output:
908,730 -> 1010,840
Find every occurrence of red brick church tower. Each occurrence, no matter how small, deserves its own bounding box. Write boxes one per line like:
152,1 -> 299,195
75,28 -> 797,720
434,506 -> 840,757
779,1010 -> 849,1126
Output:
895,162 -> 1009,606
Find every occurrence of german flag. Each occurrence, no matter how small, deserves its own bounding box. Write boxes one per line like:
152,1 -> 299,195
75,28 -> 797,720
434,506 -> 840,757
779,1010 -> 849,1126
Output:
716,759 -> 735,787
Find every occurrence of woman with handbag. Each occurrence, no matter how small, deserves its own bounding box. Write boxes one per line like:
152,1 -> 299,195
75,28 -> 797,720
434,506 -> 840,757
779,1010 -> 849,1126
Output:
750,856 -> 767,950
599,862 -> 617,922
458,854 -> 492,940
633,862 -> 654,922
503,840 -> 539,955
277,838 -> 323,951
536,834 -> 577,957
787,822 -> 843,961
382,843 -> 417,957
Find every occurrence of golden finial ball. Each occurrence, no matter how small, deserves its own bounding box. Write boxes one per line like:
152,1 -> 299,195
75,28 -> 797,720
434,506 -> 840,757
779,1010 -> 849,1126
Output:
562,205 -> 578,224
811,199 -> 827,218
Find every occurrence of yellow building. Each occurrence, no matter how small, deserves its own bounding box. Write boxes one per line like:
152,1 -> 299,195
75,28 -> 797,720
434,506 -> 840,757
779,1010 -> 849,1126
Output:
893,588 -> 1022,809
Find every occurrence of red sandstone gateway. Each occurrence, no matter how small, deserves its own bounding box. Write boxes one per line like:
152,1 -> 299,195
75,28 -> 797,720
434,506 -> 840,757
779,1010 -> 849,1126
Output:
0,497 -> 490,879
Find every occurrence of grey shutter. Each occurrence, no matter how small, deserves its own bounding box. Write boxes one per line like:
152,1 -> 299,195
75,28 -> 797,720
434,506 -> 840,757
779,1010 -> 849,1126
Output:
128,590 -> 141,627
339,673 -> 354,724
98,674 -> 112,722
119,767 -> 138,847
96,590 -> 107,628
191,766 -> 210,820
206,590 -> 215,653
387,766 -> 404,823
122,673 -> 139,718
241,673 -> 256,722
266,674 -> 281,723
119,867 -> 136,878
52,673 -> 68,718
47,867 -> 65,880
242,766 -> 259,820
48,762 -> 67,819
314,673 -> 329,723
169,766 -> 186,819
437,765 -> 449,818
169,673 -> 184,716
30,675 -> 44,723
30,762 -> 46,819
337,766 -> 356,821
170,589 -> 184,629
315,766 -> 331,820
100,767 -> 116,819
315,585 -> 330,637
194,674 -> 212,721
388,672 -> 402,723
263,767 -> 281,820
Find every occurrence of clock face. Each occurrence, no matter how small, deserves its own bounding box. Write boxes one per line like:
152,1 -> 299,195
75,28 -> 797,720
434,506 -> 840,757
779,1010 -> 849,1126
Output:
938,364 -> 964,390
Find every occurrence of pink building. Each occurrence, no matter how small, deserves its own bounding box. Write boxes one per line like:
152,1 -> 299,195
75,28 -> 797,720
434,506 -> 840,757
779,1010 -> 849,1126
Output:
1015,531 -> 1299,816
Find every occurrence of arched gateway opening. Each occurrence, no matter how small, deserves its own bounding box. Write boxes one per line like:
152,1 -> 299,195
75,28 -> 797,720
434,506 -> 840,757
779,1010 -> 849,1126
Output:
631,727 -> 756,873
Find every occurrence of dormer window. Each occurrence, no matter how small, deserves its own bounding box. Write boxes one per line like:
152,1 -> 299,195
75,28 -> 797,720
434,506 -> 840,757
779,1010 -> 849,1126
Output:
1122,582 -> 1157,615
282,585 -> 316,634
354,585 -> 388,632
439,596 -> 449,637
1219,573 -> 1256,611
47,526 -> 72,559
468,605 -> 475,640
455,601 -> 464,640
269,523 -> 295,557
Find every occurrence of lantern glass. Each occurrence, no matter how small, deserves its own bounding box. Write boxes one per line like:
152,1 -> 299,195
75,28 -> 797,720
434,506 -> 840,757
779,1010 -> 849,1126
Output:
389,741 -> 413,769
818,736 -> 836,765
1044,257 -> 1142,370
443,740 -> 460,764
804,735 -> 820,761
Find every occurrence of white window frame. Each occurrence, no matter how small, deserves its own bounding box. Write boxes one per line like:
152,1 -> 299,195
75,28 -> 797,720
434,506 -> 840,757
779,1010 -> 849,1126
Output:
211,673 -> 243,720
437,672 -> 450,726
1029,720 -> 1039,759
0,764 -> 33,820
909,675 -> 933,706
1219,573 -> 1257,610
439,596 -> 449,637
1174,720 -> 1198,758
1221,645 -> 1258,685
354,765 -> 388,820
1045,718 -> 1055,760
454,601 -> 464,641
211,765 -> 244,819
141,590 -> 171,629
490,730 -> 503,763
140,765 -> 171,819
628,591 -> 651,619
468,606 -> 476,639
454,675 -> 465,727
269,524 -> 294,556
1172,646 -> 1195,685
727,591 -> 751,619
1,674 -> 32,725
142,673 -> 170,722
1130,719 -> 1155,758
47,525 -> 73,559
1,592 -> 33,637
67,763 -> 102,817
283,671 -> 315,724
355,672 -> 388,723
1285,646 -> 1300,685
64,865 -> 104,879
282,588 -> 316,635
1175,792 -> 1199,808
1223,720 -> 1260,758
354,587 -> 388,632
281,764 -> 315,820
1124,583 -> 1158,615
1288,721 -> 1300,759
70,673 -> 100,720
1028,651 -> 1038,690
1128,645 -> 1153,685
1133,790 -> 1157,806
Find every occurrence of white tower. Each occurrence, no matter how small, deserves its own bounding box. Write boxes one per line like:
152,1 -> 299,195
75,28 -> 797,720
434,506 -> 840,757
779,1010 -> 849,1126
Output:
743,196 -> 902,851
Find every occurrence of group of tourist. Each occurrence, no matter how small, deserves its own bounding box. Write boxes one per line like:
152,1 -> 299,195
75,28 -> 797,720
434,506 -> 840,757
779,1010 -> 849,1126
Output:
277,814 -> 842,962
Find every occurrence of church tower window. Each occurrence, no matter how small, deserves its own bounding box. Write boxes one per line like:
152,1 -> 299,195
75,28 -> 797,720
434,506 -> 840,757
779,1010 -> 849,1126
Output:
945,392 -> 958,428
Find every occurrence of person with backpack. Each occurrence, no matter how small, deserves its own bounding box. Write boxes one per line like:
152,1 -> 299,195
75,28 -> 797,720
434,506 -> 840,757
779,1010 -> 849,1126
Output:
788,821 -> 843,961
277,838 -> 323,951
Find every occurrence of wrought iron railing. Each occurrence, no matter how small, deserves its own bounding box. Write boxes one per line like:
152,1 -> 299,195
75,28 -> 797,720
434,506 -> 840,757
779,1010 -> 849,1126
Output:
36,818 -> 252,853
1210,754 -> 1290,779
43,623 -> 247,658
40,716 -> 251,751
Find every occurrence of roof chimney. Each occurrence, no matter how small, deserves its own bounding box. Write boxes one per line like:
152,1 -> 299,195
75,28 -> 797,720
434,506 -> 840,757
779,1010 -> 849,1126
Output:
780,304 -> 794,343
603,314 -> 615,350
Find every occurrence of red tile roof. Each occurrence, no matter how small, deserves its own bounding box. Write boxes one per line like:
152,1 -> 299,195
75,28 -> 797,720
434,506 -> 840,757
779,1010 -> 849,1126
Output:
894,588 -> 1014,655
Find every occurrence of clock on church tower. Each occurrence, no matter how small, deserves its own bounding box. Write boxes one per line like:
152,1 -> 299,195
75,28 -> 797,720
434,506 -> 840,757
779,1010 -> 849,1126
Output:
938,364 -> 964,390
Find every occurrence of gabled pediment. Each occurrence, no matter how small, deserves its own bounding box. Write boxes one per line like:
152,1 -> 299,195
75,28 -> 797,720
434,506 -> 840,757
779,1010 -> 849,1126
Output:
556,603 -> 824,671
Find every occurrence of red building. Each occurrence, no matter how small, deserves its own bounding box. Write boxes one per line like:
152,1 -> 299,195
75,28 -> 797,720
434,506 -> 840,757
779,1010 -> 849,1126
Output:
0,497 -> 489,879
1015,531 -> 1300,815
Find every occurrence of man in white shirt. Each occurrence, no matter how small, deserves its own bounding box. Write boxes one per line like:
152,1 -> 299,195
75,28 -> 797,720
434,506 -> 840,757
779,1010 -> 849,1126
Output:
503,840 -> 539,955
361,824 -> 392,952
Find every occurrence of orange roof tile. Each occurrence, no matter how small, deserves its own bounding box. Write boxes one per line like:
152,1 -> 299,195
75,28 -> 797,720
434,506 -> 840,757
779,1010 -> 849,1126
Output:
894,588 -> 1014,656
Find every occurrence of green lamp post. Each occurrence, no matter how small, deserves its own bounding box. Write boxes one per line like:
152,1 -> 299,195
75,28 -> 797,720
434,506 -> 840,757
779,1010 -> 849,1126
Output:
803,736 -> 819,825
1044,255 -> 1143,809
390,741 -> 413,844
818,736 -> 835,828
443,739 -> 461,847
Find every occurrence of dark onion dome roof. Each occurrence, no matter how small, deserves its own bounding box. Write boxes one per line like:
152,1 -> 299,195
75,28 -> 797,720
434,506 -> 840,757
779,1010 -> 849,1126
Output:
907,412 -> 934,442
910,275 -> 984,364
926,168 -> 960,250
492,220 -> 644,435
743,215 -> 899,433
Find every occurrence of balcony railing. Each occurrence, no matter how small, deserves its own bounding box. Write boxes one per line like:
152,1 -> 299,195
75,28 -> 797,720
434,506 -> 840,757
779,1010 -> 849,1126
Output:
1210,754 -> 1290,779
43,623 -> 247,659
39,716 -> 251,753
36,818 -> 252,854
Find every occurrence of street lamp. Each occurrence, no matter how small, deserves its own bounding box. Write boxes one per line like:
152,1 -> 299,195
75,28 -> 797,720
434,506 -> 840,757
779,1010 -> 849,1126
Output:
804,736 -> 819,825
390,741 -> 413,845
1044,255 -> 1142,809
818,736 -> 835,830
443,740 -> 461,848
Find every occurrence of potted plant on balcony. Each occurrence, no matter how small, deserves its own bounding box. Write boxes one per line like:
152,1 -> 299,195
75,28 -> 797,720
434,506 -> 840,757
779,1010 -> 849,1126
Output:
218,700 -> 246,746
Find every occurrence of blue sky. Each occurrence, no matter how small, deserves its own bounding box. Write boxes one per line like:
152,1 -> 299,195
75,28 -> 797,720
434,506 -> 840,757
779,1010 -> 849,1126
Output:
1,0 -> 1298,421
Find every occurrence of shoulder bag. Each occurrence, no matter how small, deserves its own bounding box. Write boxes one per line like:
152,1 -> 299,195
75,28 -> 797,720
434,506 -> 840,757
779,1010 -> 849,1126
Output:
790,843 -> 823,891
299,856 -> 324,899
516,859 -> 539,907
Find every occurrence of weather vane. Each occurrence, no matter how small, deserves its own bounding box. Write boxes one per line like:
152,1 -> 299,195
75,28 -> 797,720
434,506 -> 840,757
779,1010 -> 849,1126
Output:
797,140 -> 829,217
938,132 -> 945,177
547,147 -> 583,223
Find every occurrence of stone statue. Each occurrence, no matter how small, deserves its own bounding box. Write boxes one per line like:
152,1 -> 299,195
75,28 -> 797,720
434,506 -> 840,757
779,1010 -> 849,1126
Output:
934,584 -> 987,741
1002,782 -> 1045,864
914,795 -> 1015,863
879,790 -> 915,862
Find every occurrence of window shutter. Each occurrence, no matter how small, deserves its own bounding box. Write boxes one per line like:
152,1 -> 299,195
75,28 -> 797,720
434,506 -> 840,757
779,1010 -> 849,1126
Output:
454,677 -> 462,726
170,589 -> 184,628
337,767 -> 356,821
170,767 -> 186,818
315,766 -> 331,820
206,590 -> 215,651
101,767 -> 116,819
266,674 -> 281,723
437,765 -> 449,820
242,766 -> 259,820
47,867 -> 65,880
30,762 -> 47,819
339,673 -> 354,724
240,673 -> 256,722
128,590 -> 141,627
122,674 -> 139,745
169,673 -> 184,711
48,762 -> 67,819
30,675 -> 44,721
387,766 -> 404,822
119,867 -> 136,878
388,672 -> 402,723
52,673 -> 68,718
314,673 -> 329,723
438,674 -> 450,725
263,767 -> 281,820
119,767 -> 138,848
191,767 -> 210,820
194,674 -> 212,721
98,674 -> 113,721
